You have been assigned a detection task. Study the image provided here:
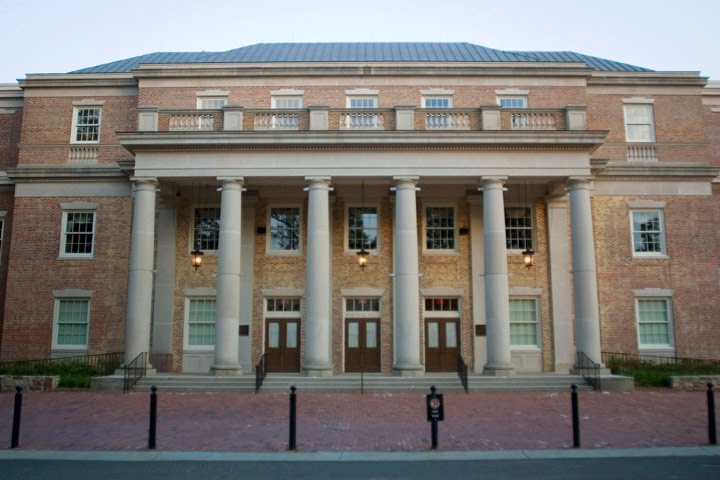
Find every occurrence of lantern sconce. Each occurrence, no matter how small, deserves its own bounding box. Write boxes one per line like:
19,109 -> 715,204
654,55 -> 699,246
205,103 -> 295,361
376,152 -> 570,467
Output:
191,247 -> 204,270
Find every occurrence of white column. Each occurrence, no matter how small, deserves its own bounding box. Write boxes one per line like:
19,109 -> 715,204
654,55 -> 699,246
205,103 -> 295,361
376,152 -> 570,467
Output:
568,177 -> 603,365
392,176 -> 423,375
303,176 -> 333,376
212,177 -> 244,376
124,178 -> 158,365
546,196 -> 574,372
480,177 -> 515,376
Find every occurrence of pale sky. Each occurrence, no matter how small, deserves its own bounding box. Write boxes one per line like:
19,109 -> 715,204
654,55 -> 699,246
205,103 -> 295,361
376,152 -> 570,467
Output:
0,0 -> 718,84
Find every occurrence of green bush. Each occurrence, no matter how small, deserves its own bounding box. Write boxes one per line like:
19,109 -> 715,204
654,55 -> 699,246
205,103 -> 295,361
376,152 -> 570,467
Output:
0,361 -> 105,388
607,356 -> 720,387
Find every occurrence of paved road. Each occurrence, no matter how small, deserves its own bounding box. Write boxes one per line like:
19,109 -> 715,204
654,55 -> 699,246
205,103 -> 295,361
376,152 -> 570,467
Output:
2,449 -> 720,480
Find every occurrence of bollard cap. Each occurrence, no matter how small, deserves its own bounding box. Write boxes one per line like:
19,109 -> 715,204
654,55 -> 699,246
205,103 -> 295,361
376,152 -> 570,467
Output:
291,385 -> 296,393
430,385 -> 436,394
709,382 -> 714,390
16,385 -> 22,393
151,385 -> 157,393
571,384 -> 577,392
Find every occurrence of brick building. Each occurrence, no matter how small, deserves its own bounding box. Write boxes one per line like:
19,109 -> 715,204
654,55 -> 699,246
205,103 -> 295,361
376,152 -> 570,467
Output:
0,43 -> 717,376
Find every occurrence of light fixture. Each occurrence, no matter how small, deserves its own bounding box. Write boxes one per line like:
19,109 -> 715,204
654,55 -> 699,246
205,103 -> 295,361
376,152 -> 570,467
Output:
357,180 -> 369,270
191,247 -> 204,270
522,180 -> 534,269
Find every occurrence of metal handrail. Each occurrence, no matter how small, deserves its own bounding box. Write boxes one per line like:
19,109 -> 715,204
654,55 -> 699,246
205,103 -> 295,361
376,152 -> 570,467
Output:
456,352 -> 469,394
576,352 -> 601,392
123,352 -> 147,393
0,352 -> 123,374
254,353 -> 267,394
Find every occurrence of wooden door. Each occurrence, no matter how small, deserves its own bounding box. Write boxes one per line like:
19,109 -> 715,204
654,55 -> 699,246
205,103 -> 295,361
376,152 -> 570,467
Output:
425,319 -> 459,372
345,318 -> 381,372
265,318 -> 300,372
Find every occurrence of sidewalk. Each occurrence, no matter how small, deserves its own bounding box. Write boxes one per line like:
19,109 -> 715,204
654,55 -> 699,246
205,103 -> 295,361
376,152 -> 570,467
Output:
0,389 -> 714,452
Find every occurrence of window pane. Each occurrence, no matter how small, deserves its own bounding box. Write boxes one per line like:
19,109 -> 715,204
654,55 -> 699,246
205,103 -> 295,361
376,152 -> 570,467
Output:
188,299 -> 215,346
57,299 -> 89,346
366,322 -> 377,348
632,211 -> 664,254
509,299 -> 538,346
445,322 -> 457,348
268,322 -> 280,348
64,212 -> 94,255
505,207 -> 533,250
427,322 -> 439,348
194,208 -> 220,251
348,207 -> 378,250
270,207 -> 300,251
74,108 -> 100,142
348,322 -> 359,348
426,207 -> 455,250
637,299 -> 670,345
286,322 -> 297,348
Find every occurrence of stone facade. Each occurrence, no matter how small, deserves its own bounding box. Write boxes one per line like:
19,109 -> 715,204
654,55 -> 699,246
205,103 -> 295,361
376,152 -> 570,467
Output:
0,43 -> 718,377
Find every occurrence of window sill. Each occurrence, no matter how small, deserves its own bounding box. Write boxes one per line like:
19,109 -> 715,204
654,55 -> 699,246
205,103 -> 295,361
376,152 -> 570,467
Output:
58,255 -> 94,261
510,347 -> 541,352
632,254 -> 669,260
266,250 -> 302,257
423,250 -> 460,256
183,347 -> 215,352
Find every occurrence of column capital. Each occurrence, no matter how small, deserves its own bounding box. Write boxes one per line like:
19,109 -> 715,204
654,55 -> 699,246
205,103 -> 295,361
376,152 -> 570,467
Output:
568,176 -> 595,190
217,177 -> 245,191
393,176 -> 419,189
305,176 -> 332,187
130,177 -> 158,189
479,176 -> 508,190
217,176 -> 245,184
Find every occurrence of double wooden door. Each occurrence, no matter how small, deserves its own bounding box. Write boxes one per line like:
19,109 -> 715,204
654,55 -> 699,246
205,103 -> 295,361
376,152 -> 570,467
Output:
265,318 -> 300,372
425,319 -> 459,372
345,318 -> 381,372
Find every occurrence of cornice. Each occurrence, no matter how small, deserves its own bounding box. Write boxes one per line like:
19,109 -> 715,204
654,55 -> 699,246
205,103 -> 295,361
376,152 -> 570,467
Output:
118,130 -> 608,154
132,62 -> 594,79
19,73 -> 137,89
7,164 -> 129,183
588,71 -> 707,87
597,162 -> 720,180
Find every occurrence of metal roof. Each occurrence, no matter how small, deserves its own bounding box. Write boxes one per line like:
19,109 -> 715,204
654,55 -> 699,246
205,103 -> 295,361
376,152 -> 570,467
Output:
70,42 -> 652,73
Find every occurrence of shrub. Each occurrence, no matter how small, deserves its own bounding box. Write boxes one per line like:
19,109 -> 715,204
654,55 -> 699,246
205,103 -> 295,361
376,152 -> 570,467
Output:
607,356 -> 720,387
0,361 -> 105,388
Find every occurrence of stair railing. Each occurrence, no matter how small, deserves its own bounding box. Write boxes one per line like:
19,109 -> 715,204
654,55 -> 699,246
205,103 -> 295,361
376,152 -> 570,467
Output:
123,352 -> 147,393
255,353 -> 267,394
457,352 -> 469,394
576,351 -> 602,392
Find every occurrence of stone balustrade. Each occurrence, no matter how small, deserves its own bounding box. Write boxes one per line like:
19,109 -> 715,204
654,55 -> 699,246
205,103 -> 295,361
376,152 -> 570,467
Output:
340,111 -> 385,130
68,146 -> 99,163
422,111 -> 472,130
510,111 -> 557,130
627,145 -> 658,161
168,113 -> 215,131
253,112 -> 300,130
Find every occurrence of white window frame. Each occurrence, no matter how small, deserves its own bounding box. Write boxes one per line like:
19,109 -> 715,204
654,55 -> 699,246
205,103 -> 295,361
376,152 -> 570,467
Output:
184,296 -> 217,351
623,100 -> 655,143
267,205 -> 302,254
52,295 -> 91,351
505,204 -> 534,253
509,297 -> 541,349
497,97 -> 528,109
347,96 -> 378,109
70,105 -> 102,144
635,297 -> 674,350
630,209 -> 666,258
191,205 -> 221,254
423,204 -> 458,253
59,204 -> 97,259
423,297 -> 460,318
422,96 -> 453,109
196,90 -> 230,110
272,97 -> 303,109
345,203 -> 380,254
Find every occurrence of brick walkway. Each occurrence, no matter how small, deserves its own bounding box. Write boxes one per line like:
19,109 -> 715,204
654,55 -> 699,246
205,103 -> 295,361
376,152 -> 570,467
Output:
0,389 -> 712,451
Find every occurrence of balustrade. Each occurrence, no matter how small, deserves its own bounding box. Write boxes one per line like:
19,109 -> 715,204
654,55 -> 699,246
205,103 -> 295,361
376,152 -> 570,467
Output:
68,146 -> 98,163
424,111 -> 471,130
253,112 -> 300,130
340,112 -> 385,130
627,145 -> 658,161
168,113 -> 215,131
510,111 -> 557,130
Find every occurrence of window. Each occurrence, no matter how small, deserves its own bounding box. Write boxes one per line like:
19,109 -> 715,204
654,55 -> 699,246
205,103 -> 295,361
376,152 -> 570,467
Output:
624,104 -> 655,142
197,98 -> 227,109
269,207 -> 301,252
54,299 -> 90,348
194,207 -> 220,251
498,97 -> 527,108
348,207 -> 378,251
424,298 -> 459,312
187,298 -> 216,347
71,107 -> 101,143
631,210 -> 665,256
61,211 -> 95,258
637,299 -> 672,347
272,97 -> 302,109
266,297 -> 301,312
505,206 -> 533,251
346,298 -> 380,312
425,206 -> 456,251
348,97 -> 377,108
509,298 -> 539,347
423,97 -> 452,108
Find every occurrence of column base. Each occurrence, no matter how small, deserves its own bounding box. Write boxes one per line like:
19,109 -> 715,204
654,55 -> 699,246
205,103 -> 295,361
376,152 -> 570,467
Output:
302,365 -> 333,377
483,364 -> 516,377
210,364 -> 243,376
392,364 -> 424,376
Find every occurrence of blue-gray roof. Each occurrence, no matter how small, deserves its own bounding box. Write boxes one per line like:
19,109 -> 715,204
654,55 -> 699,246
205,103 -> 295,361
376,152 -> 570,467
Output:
71,42 -> 652,73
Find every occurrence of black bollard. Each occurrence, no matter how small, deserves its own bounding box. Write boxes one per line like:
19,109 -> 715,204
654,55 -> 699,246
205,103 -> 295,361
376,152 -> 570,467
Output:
431,418 -> 438,450
148,385 -> 158,450
289,385 -> 297,450
571,384 -> 580,448
708,383 -> 717,445
10,386 -> 23,449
